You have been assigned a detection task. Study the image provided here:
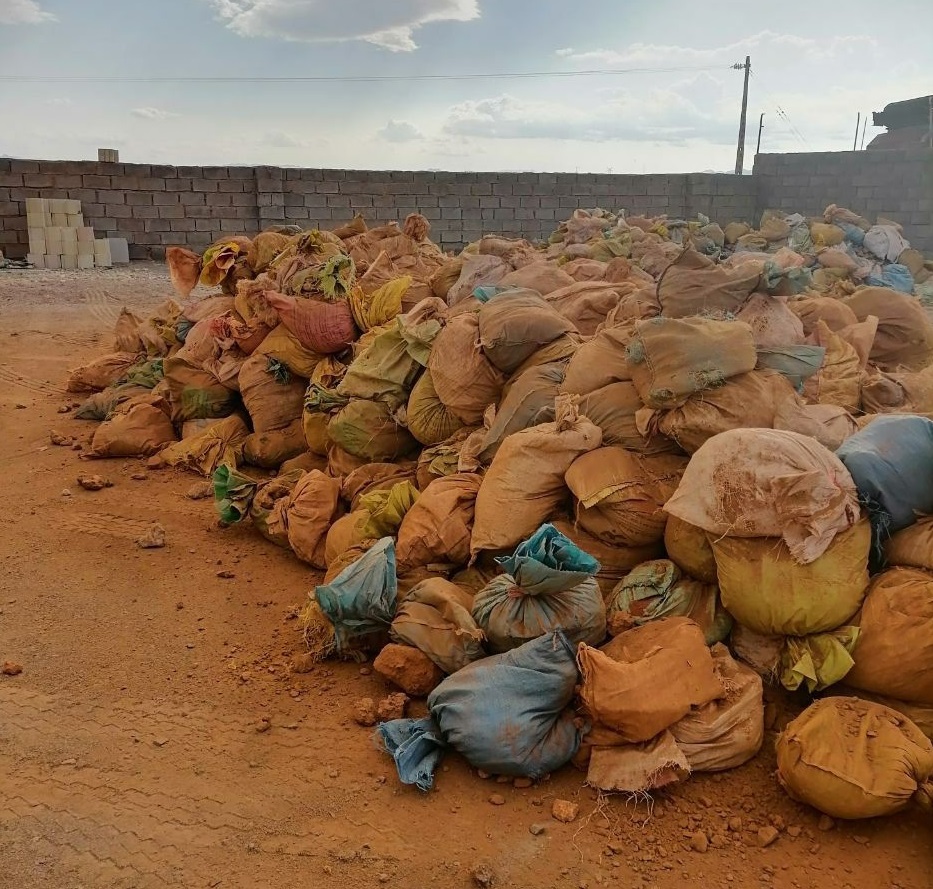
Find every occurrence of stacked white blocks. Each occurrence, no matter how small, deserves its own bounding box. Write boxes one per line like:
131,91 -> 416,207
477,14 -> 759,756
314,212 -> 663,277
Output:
26,198 -> 113,269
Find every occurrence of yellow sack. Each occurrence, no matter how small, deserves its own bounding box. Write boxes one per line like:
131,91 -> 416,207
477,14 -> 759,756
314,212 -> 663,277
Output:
809,223 -> 845,248
663,515 -> 717,584
777,697 -> 933,819
780,626 -> 860,692
256,323 -> 322,379
885,517 -> 933,571
349,277 -> 410,332
155,414 -> 249,477
357,480 -> 420,539
302,409 -> 331,456
711,519 -> 871,636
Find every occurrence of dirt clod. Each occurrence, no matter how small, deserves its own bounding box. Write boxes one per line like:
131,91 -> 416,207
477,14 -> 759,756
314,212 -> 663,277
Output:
77,474 -> 112,491
529,823 -> 546,836
817,815 -> 835,832
2,661 -> 23,676
471,863 -> 495,887
551,799 -> 579,823
727,816 -> 743,832
353,697 -> 378,727
376,692 -> 409,722
488,794 -> 505,806
689,832 -> 709,853
513,777 -> 533,789
291,652 -> 316,674
373,643 -> 444,696
135,523 -> 166,549
186,482 -> 213,500
49,430 -> 73,446
254,718 -> 271,733
758,826 -> 779,848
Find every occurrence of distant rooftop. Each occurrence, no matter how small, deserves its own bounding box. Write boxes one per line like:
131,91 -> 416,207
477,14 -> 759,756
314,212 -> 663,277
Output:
872,95 -> 933,130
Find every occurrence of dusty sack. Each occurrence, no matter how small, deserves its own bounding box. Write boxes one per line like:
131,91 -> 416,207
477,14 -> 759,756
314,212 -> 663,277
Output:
669,644 -> 764,772
663,515 -> 717,584
711,519 -> 871,636
405,369 -> 464,446
627,317 -> 758,410
577,381 -> 680,455
477,290 -> 577,374
278,470 -> 343,568
479,363 -> 563,463
885,517 -> 933,571
664,428 -> 860,565
565,448 -> 688,547
328,398 -> 419,463
843,287 -> 933,371
263,290 -> 357,355
845,567 -> 933,706
390,578 -> 485,673
429,313 -> 508,425
776,697 -> 933,819
559,324 -> 635,395
471,398 -> 602,554
67,352 -> 140,393
88,396 -> 177,458
239,353 -> 306,432
577,617 -> 723,743
656,248 -> 760,318
241,420 -> 307,469
396,473 -> 481,570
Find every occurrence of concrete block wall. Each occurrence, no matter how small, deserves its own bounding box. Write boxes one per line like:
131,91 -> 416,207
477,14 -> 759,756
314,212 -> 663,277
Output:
755,149 -> 933,253
2,152 -> 929,258
0,160 -> 756,259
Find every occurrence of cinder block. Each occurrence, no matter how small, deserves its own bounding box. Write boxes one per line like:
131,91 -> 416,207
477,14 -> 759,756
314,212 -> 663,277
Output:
61,254 -> 77,270
28,226 -> 45,245
51,212 -> 67,227
77,226 -> 94,243
49,198 -> 67,214
107,237 -> 129,264
25,197 -> 46,216
94,239 -> 112,267
66,213 -> 84,228
77,254 -> 94,269
63,199 -> 81,214
62,239 -> 78,257
27,253 -> 44,268
44,253 -> 62,269
45,226 -> 63,246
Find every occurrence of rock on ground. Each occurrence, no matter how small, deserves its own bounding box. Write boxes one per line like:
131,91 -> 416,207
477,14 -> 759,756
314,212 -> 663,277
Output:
373,643 -> 444,696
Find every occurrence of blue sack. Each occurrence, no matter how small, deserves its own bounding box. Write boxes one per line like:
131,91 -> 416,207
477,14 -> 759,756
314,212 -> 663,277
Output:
838,222 -> 865,247
495,523 -> 601,596
427,630 -> 581,778
756,346 -> 826,391
315,537 -> 398,653
866,263 -> 914,294
836,415 -> 933,549
376,717 -> 447,792
473,285 -> 510,303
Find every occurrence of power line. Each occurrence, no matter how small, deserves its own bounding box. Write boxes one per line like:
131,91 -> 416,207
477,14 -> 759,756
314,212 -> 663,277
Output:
0,64 -> 730,85
749,69 -> 809,148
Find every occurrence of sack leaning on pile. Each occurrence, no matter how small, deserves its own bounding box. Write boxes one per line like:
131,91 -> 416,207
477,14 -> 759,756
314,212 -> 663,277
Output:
66,203 -> 933,809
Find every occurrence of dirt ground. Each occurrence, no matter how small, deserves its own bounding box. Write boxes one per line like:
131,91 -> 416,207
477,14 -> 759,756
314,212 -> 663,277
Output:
0,263 -> 929,889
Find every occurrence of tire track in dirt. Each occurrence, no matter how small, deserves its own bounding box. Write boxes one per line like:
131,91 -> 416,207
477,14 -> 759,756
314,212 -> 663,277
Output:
0,364 -> 69,396
0,685 -> 394,888
56,511 -> 166,540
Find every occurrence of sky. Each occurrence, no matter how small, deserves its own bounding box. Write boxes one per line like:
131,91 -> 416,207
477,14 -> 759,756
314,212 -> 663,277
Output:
0,0 -> 930,173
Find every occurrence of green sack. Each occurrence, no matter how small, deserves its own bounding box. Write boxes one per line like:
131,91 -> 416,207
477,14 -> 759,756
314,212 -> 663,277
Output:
213,464 -> 258,524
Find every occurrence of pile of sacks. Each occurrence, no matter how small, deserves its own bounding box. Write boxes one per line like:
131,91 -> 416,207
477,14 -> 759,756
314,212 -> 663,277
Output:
66,203 -> 933,818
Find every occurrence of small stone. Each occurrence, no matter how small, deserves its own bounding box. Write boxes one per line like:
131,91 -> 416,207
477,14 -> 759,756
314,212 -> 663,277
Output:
135,523 -> 166,549
2,661 -> 23,676
495,775 -> 510,784
758,826 -> 779,848
49,430 -> 72,446
61,488 -> 72,497
378,875 -> 390,884
477,770 -> 491,779
16,403 -> 29,410
513,777 -> 533,789
291,652 -> 316,674
76,473 -> 112,491
152,738 -> 169,747
489,794 -> 506,806
58,404 -> 71,413
852,835 -> 870,845
71,442 -> 82,451
373,644 -> 444,696
353,697 -> 378,727
727,816 -> 743,832
817,815 -> 835,832
130,472 -> 148,481
376,692 -> 409,722
529,823 -> 546,836
359,666 -> 372,676
471,863 -> 495,887
689,832 -> 709,854
551,799 -> 579,823
186,482 -> 213,500
769,815 -> 785,831
254,719 -> 271,733
787,826 -> 802,838
216,570 -> 235,579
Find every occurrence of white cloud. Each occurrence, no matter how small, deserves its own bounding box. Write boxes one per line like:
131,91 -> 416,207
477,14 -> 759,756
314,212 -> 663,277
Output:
206,0 -> 479,51
47,98 -> 75,108
0,0 -> 55,24
442,77 -> 737,146
261,130 -> 321,149
377,120 -> 423,142
558,31 -> 876,67
131,107 -> 179,120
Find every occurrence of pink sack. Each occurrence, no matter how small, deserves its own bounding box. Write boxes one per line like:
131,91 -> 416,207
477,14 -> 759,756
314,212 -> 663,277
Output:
263,290 -> 357,355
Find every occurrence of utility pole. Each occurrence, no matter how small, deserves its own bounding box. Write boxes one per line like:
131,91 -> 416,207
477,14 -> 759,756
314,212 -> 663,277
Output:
853,112 -> 861,151
733,55 -> 751,174
756,113 -> 764,156
859,116 -> 867,150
